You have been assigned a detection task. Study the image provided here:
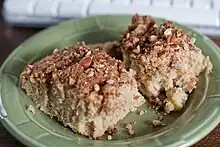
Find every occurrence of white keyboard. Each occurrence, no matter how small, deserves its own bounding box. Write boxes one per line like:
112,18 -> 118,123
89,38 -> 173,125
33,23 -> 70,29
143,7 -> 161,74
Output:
3,0 -> 220,36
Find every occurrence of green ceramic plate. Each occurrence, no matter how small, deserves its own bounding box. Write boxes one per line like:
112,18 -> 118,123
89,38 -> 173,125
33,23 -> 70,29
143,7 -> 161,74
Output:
0,15 -> 220,147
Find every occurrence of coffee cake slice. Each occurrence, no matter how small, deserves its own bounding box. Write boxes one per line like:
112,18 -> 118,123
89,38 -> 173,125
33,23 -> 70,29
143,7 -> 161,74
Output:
21,42 -> 145,139
120,14 -> 212,113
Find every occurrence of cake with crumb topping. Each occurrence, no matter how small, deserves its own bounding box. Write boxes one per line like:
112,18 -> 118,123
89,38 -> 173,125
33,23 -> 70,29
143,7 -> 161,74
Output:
120,14 -> 212,114
21,42 -> 145,139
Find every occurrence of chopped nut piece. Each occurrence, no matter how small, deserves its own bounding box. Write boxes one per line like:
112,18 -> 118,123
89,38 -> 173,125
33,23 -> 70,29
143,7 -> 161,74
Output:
97,64 -> 105,68
94,84 -> 100,92
140,56 -> 147,64
87,71 -> 95,77
126,33 -> 130,39
149,35 -> 158,42
53,48 -> 59,53
79,56 -> 93,68
86,51 -> 92,56
164,28 -> 173,38
133,45 -> 140,54
69,78 -> 76,85
25,65 -> 33,74
132,37 -> 139,44
107,79 -> 115,85
139,110 -> 145,115
74,52 -> 80,58
27,64 -> 33,69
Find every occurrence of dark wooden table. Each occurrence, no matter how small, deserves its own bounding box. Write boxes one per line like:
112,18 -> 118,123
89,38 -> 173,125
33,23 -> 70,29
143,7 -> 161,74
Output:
0,3 -> 220,147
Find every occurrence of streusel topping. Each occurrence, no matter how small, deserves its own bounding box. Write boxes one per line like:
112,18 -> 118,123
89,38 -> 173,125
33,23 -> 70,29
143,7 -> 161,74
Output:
120,14 -> 212,112
21,42 -> 132,101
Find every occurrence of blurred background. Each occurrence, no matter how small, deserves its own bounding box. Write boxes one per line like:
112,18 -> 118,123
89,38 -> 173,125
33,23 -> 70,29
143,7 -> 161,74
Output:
0,0 -> 220,146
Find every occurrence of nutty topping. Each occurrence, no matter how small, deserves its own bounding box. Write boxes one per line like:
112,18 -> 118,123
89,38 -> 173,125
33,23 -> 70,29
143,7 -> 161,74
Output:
21,42 -> 130,103
106,79 -> 115,85
87,70 -> 95,77
120,15 -> 212,114
164,28 -> 173,38
149,35 -> 158,42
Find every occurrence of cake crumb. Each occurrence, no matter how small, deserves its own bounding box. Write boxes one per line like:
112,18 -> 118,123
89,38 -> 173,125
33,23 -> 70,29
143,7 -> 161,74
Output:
139,110 -> 145,115
107,135 -> 112,140
27,105 -> 35,114
125,123 -> 134,135
105,127 -> 118,135
53,48 -> 59,53
152,119 -> 165,127
158,115 -> 163,121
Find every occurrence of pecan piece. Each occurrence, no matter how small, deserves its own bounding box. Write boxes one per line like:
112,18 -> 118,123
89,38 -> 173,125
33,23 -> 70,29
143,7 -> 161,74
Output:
79,56 -> 93,68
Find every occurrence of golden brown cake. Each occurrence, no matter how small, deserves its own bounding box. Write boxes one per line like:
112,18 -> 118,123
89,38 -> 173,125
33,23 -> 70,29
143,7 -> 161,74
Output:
120,14 -> 212,113
21,42 -> 145,139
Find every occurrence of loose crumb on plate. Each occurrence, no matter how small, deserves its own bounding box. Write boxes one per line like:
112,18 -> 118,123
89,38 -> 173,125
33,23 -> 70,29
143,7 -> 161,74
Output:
125,123 -> 135,135
107,135 -> 112,140
27,105 -> 35,114
138,110 -> 147,115
105,127 -> 118,135
152,119 -> 165,127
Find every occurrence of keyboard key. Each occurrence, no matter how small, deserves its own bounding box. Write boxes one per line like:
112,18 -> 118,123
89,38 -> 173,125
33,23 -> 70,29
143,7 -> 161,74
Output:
59,0 -> 91,18
152,0 -> 171,7
90,0 -> 111,4
137,6 -> 219,27
112,0 -> 131,5
193,0 -> 212,9
4,0 -> 37,15
132,0 -> 151,5
172,0 -> 192,8
88,3 -> 219,27
35,0 -> 60,17
89,2 -> 129,15
213,0 -> 220,10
